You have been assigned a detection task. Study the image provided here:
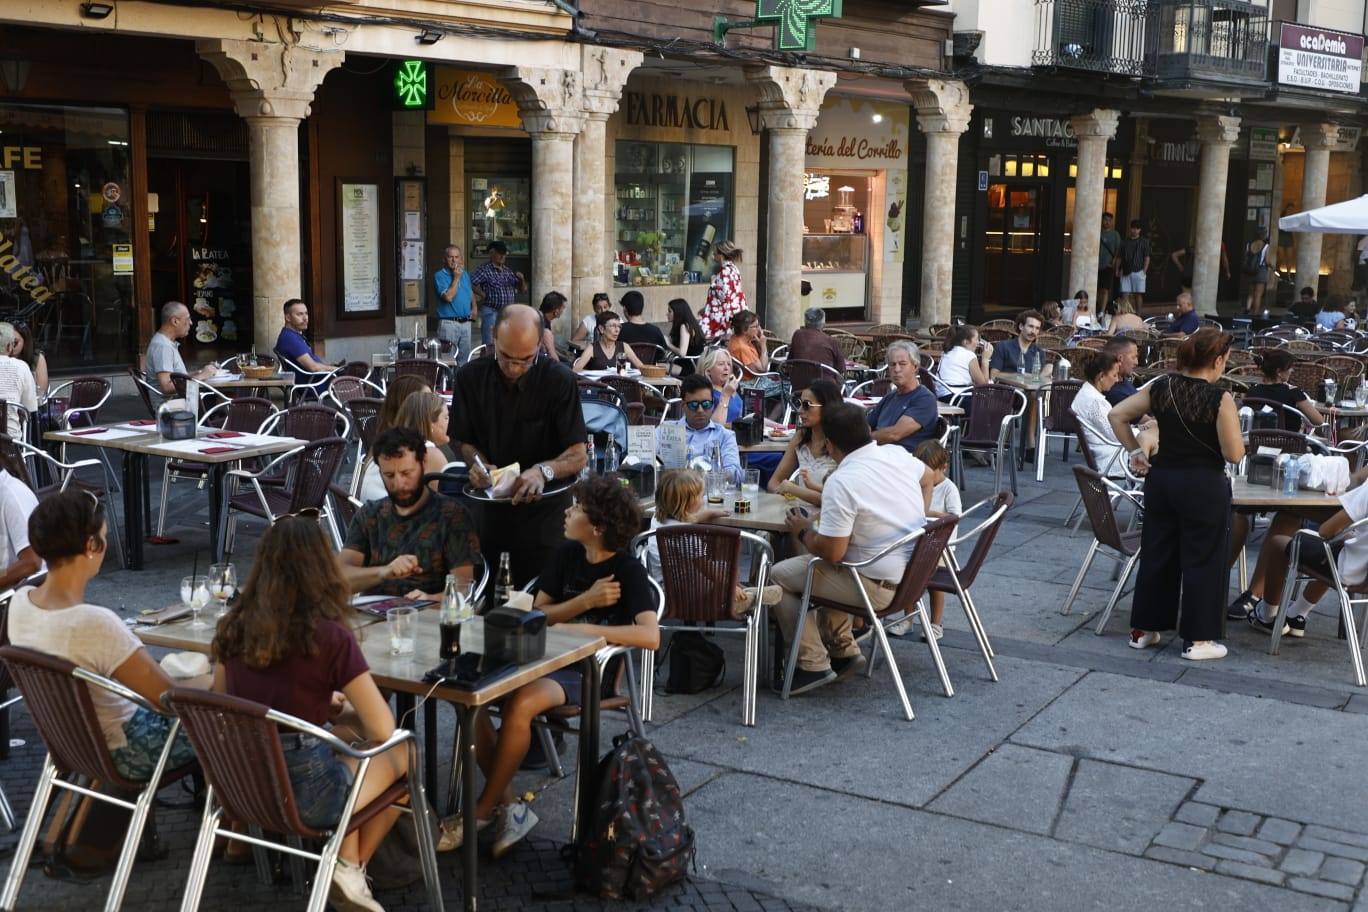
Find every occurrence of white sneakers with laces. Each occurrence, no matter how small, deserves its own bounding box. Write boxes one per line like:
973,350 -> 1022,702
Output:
1181,640 -> 1227,661
493,801 -> 539,858
329,858 -> 384,912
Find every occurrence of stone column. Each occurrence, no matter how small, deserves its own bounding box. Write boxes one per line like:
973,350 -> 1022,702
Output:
197,40 -> 342,353
1192,115 -> 1241,311
1296,123 -> 1337,295
1067,109 -> 1120,305
573,47 -> 641,327
504,67 -> 584,310
907,79 -> 972,326
745,65 -> 837,340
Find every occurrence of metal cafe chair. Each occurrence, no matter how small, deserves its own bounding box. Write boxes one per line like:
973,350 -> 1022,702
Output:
925,492 -> 1015,682
1061,466 -> 1145,635
1269,520 -> 1368,687
956,384 -> 1028,495
165,688 -> 443,912
780,515 -> 958,721
219,437 -> 348,557
1035,379 -> 1082,483
273,350 -> 340,404
157,396 -> 277,537
0,645 -> 197,912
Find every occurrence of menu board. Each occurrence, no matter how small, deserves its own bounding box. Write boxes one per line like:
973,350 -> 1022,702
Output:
340,182 -> 381,313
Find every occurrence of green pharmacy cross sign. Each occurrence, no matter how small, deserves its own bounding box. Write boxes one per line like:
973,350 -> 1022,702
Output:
392,60 -> 433,110
713,0 -> 842,51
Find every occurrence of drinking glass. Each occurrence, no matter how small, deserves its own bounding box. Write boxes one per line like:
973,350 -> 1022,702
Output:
1356,384 -> 1367,408
453,577 -> 475,621
705,471 -> 727,506
181,575 -> 210,629
387,337 -> 399,362
743,468 -> 760,497
387,606 -> 417,656
208,563 -> 237,619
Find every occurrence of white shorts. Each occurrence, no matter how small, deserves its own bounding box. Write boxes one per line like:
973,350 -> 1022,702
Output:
1119,272 -> 1147,294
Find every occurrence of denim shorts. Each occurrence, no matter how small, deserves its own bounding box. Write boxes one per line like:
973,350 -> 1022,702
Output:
281,733 -> 355,830
110,707 -> 197,782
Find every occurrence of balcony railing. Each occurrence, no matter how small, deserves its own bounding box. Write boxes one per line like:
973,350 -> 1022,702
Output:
1033,0 -> 1150,75
1032,0 -> 1269,85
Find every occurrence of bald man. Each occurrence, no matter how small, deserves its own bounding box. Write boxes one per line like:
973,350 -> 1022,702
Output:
452,304 -> 588,584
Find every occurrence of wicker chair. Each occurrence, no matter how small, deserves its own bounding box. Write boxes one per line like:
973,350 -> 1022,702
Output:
1074,337 -> 1108,352
1036,381 -> 1082,482
1247,428 -> 1325,455
1061,466 -> 1144,634
1288,360 -> 1333,397
157,396 -> 277,537
978,328 -> 1014,344
394,358 -> 445,390
220,437 -> 348,557
980,319 -> 1017,332
957,384 -> 1028,495
263,403 -> 350,443
1320,354 -> 1365,388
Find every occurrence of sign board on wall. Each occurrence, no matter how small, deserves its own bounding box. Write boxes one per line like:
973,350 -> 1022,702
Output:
1278,23 -> 1364,95
1249,127 -> 1279,161
339,182 -> 382,314
428,69 -> 522,128
805,98 -> 908,169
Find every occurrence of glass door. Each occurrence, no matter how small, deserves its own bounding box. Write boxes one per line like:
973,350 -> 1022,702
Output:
983,182 -> 1049,317
467,175 -> 531,305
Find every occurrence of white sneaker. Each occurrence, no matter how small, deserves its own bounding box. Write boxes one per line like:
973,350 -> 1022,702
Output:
1128,629 -> 1161,650
885,612 -> 912,637
1181,640 -> 1228,661
920,623 -> 944,642
436,813 -> 491,852
491,801 -> 539,859
329,859 -> 384,912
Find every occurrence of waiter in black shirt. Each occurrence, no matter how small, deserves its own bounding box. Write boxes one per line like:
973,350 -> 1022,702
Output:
452,304 -> 588,585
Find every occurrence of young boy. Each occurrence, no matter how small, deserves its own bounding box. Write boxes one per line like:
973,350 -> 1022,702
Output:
889,440 -> 961,639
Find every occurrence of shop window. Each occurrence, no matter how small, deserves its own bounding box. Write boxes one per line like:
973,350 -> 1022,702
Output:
0,104 -> 134,368
614,141 -> 734,287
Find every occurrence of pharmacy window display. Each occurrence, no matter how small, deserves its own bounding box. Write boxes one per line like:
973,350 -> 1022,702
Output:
613,141 -> 734,288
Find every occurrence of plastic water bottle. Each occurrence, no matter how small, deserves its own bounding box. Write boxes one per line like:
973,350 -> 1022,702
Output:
709,442 -> 722,472
1281,455 -> 1299,496
604,439 -> 619,474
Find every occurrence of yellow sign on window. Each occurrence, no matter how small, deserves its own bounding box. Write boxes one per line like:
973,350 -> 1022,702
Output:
428,69 -> 523,129
112,243 -> 134,275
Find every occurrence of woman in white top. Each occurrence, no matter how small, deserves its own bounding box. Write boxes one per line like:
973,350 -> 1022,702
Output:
1072,352 -> 1157,474
359,389 -> 449,501
1073,291 -> 1103,332
934,324 -> 992,401
768,379 -> 842,507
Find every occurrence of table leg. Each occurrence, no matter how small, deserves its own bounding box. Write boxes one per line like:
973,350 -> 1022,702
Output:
458,703 -> 478,912
121,453 -> 145,570
423,697 -> 438,810
571,655 -> 602,847
208,465 -> 226,562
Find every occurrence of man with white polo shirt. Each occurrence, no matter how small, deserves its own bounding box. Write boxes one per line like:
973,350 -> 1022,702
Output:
774,402 -> 935,694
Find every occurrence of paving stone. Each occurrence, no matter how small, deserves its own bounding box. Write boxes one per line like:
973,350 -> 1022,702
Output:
1257,818 -> 1303,846
1210,833 -> 1282,858
1053,760 -> 1196,854
925,744 -> 1072,835
1153,823 -> 1206,852
1318,856 -> 1366,886
1287,877 -> 1357,902
1300,836 -> 1368,863
1216,810 -> 1260,836
1143,846 -> 1215,871
1200,843 -> 1270,865
1214,860 -> 1285,886
1305,825 -> 1368,850
1173,802 -> 1220,827
1281,849 -> 1326,877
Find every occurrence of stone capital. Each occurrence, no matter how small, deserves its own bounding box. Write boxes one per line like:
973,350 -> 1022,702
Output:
1070,108 -> 1120,141
745,65 -> 837,132
1196,114 -> 1242,146
907,79 -> 972,135
503,66 -> 584,136
196,39 -> 342,121
580,46 -> 642,119
1301,122 -> 1340,151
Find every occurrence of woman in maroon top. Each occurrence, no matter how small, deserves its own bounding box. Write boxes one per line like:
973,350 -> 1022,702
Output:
212,517 -> 406,912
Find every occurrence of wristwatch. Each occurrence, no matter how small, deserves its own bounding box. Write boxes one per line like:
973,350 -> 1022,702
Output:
538,462 -> 555,482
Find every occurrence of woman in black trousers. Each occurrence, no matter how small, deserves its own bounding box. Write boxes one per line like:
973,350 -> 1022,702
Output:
1110,329 -> 1245,660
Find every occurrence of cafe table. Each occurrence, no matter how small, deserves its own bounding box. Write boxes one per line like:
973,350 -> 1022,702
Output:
204,371 -> 296,392
137,608 -> 606,912
45,425 -> 304,571
1230,476 -> 1342,510
577,369 -> 681,390
644,489 -> 793,535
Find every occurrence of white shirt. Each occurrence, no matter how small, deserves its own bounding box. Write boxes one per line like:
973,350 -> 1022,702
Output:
936,346 -> 976,397
1072,382 -> 1124,475
796,443 -> 837,485
7,588 -> 143,750
579,313 -> 598,338
0,469 -> 36,570
817,442 -> 927,581
930,477 -> 962,516
1336,482 -> 1368,585
0,356 -> 36,439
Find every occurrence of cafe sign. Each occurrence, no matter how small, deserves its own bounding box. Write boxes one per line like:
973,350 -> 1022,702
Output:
804,97 -> 908,169
428,68 -> 522,129
1278,23 -> 1364,95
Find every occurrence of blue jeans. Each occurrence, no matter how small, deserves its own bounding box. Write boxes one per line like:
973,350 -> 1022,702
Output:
438,318 -> 472,365
110,707 -> 196,782
479,305 -> 499,349
281,733 -> 355,829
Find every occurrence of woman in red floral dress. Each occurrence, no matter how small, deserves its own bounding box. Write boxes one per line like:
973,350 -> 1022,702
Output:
700,240 -> 747,339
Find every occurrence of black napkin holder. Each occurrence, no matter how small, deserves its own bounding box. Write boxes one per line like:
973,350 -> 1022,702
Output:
1248,452 -> 1278,487
483,607 -> 547,666
619,461 -> 656,499
732,415 -> 764,447
158,410 -> 196,441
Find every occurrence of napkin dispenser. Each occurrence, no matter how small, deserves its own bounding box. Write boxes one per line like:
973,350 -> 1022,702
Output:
619,461 -> 656,499
483,607 -> 547,665
1248,452 -> 1278,487
157,404 -> 196,441
732,415 -> 764,447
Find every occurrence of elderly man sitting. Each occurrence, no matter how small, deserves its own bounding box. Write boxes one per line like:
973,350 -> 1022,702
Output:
661,374 -> 742,483
774,403 -> 934,694
868,339 -> 939,453
787,307 -> 845,374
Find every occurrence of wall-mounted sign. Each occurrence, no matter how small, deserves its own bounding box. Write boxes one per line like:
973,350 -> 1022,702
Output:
338,182 -> 381,314
1288,124 -> 1363,151
624,92 -> 730,131
755,0 -> 842,51
0,147 -> 40,170
1249,127 -> 1278,161
1278,23 -> 1364,95
1010,116 -> 1076,148
804,97 -> 908,168
112,243 -> 133,275
391,60 -> 434,111
429,68 -> 522,128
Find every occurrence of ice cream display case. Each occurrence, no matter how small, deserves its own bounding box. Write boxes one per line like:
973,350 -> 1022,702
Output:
802,233 -> 868,314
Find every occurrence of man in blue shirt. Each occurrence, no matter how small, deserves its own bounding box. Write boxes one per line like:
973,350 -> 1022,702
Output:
274,298 -> 336,386
470,241 -> 526,349
1103,337 -> 1140,406
663,374 -> 743,483
434,244 -> 474,364
869,340 -> 939,453
1167,291 -> 1200,335
989,310 -> 1049,376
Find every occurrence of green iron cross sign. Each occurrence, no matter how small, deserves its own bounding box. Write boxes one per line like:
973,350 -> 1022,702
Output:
713,0 -> 842,51
391,60 -> 434,111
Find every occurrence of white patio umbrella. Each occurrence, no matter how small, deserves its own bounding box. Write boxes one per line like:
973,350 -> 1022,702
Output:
1278,194 -> 1368,234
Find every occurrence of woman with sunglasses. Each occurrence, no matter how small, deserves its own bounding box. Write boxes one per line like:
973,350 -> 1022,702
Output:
8,491 -> 197,782
213,515 -> 408,912
768,380 -> 842,507
572,311 -> 645,373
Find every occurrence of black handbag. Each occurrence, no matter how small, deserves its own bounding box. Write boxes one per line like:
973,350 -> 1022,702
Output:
660,631 -> 725,694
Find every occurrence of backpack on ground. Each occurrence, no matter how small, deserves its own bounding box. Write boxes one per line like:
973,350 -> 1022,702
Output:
575,735 -> 695,900
660,630 -> 725,694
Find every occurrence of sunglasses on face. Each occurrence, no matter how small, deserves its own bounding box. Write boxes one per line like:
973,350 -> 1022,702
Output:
797,400 -> 821,411
685,399 -> 716,412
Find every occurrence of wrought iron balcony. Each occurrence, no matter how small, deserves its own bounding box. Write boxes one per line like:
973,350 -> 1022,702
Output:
1033,0 -> 1150,75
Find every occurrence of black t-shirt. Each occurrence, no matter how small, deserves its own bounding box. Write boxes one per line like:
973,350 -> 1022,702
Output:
619,322 -> 668,351
451,356 -> 587,469
1248,382 -> 1310,430
536,542 -> 653,626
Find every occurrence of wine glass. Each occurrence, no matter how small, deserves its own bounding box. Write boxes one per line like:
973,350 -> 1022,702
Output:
208,563 -> 237,619
181,575 -> 210,629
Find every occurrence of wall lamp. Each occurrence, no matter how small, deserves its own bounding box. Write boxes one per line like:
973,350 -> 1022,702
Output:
80,2 -> 114,18
415,29 -> 443,44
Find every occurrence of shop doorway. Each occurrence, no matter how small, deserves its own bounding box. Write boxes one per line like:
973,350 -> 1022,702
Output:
463,138 -> 531,305
983,182 -> 1052,316
148,158 -> 252,362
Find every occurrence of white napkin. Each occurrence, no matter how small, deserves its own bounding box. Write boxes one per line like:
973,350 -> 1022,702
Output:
160,652 -> 210,680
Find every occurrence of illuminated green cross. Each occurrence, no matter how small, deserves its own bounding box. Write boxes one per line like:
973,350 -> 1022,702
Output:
394,60 -> 429,109
755,0 -> 842,51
